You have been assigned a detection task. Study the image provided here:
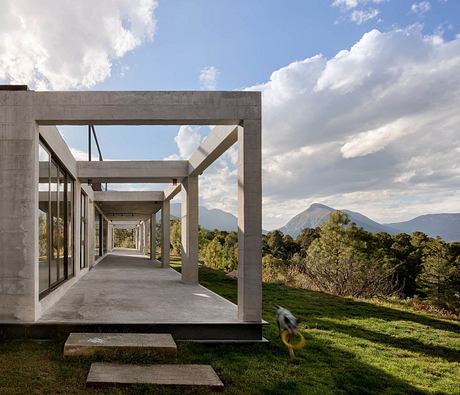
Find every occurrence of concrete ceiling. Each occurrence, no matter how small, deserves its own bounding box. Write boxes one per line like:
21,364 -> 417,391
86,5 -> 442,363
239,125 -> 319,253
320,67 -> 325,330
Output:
96,201 -> 161,221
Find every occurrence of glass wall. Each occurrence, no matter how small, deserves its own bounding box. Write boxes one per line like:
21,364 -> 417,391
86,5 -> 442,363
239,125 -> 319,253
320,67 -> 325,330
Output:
80,193 -> 87,269
38,145 -> 50,293
38,141 -> 74,298
67,181 -> 74,278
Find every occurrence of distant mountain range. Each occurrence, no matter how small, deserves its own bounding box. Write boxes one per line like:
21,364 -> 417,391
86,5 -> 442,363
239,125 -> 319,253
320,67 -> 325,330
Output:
279,203 -> 460,242
167,202 -> 460,242
170,203 -> 237,232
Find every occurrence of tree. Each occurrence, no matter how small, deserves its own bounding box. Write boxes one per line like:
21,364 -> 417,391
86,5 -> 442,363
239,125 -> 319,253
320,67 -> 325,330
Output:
296,227 -> 320,257
302,211 -> 398,298
417,237 -> 460,310
170,219 -> 181,255
282,234 -> 300,260
265,230 -> 285,259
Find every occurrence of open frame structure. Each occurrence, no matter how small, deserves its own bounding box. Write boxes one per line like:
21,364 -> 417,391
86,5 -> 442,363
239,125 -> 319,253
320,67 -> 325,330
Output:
0,88 -> 263,341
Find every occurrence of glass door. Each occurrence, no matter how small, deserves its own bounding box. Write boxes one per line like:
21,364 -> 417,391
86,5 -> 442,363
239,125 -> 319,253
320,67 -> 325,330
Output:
39,142 -> 75,298
80,192 -> 87,269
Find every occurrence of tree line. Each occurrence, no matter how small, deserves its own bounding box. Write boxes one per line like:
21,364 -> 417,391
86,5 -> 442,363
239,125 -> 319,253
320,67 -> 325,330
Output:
169,211 -> 460,314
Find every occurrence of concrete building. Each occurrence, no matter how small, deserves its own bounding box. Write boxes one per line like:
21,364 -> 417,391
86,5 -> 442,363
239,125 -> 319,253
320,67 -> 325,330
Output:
0,87 -> 263,341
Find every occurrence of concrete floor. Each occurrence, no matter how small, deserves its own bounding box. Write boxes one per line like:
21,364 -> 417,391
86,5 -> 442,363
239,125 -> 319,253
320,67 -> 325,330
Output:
39,250 -> 239,324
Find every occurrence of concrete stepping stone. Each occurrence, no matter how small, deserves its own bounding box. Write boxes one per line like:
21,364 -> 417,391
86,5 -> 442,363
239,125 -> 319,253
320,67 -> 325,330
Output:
63,333 -> 177,357
86,362 -> 224,390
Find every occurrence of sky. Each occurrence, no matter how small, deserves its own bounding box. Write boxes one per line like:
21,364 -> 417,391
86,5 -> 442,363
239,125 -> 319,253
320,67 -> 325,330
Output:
1,0 -> 460,229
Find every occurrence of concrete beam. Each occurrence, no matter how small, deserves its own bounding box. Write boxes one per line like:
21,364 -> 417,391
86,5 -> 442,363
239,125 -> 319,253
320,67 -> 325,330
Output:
188,125 -> 238,176
39,126 -> 77,178
31,91 -> 261,125
77,161 -> 188,183
164,184 -> 181,201
94,191 -> 164,202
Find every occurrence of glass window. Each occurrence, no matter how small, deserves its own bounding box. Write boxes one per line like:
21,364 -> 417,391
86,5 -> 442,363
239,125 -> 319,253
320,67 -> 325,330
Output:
57,169 -> 66,282
67,179 -> 74,278
80,193 -> 87,269
38,140 -> 75,298
38,143 -> 50,293
50,161 -> 59,286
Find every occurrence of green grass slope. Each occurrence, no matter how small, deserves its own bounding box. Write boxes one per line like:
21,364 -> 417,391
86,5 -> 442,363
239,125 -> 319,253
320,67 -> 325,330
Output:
0,263 -> 459,394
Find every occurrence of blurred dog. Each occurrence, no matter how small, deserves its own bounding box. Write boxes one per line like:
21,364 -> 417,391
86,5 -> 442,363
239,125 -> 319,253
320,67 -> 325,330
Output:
276,306 -> 298,336
276,306 -> 299,357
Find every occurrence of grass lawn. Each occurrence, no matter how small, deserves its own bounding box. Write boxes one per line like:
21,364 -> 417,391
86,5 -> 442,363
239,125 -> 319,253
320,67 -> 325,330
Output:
1,260 -> 459,394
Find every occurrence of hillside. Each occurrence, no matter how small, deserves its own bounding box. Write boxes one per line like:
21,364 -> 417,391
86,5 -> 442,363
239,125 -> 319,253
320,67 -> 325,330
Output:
1,264 -> 459,394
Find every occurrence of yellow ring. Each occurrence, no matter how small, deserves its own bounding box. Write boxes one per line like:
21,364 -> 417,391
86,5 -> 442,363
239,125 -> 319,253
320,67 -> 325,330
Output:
281,329 -> 305,350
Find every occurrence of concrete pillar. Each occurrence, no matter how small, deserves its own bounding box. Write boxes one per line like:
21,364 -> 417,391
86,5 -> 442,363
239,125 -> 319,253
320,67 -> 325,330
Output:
181,176 -> 199,284
0,98 -> 38,321
144,220 -> 149,256
161,201 -> 170,268
107,222 -> 113,252
150,214 -> 156,260
142,221 -> 149,255
237,120 -> 262,322
140,223 -> 144,254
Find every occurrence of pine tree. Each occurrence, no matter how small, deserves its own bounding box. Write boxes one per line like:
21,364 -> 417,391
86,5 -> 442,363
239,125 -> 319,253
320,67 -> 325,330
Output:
417,237 -> 458,308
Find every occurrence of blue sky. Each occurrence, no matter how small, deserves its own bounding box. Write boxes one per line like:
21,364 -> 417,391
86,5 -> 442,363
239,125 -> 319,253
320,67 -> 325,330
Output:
61,0 -> 459,161
1,0 -> 460,228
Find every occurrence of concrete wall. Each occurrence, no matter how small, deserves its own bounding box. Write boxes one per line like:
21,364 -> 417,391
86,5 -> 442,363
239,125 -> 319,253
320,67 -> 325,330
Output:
0,92 -> 38,321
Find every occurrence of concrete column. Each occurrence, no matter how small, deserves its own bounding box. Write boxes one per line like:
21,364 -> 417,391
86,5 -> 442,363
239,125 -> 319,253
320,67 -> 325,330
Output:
237,120 -> 262,322
161,201 -> 170,268
144,220 -> 149,256
150,214 -> 156,260
142,221 -> 149,255
0,98 -> 38,321
107,222 -> 113,253
181,176 -> 199,284
140,223 -> 144,254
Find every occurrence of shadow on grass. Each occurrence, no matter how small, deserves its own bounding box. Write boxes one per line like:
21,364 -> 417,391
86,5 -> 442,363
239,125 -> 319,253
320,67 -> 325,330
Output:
177,327 -> 425,394
197,266 -> 459,336
320,321 -> 460,363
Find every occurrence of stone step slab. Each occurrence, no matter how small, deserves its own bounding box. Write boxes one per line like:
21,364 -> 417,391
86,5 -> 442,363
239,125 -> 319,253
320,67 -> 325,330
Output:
86,362 -> 224,390
63,333 -> 177,357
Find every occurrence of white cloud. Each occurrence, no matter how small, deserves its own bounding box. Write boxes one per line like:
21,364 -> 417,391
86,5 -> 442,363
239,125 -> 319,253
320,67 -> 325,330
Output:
332,0 -> 384,9
199,66 -> 220,90
0,0 -> 158,90
411,1 -> 431,15
351,9 -> 380,24
238,26 -> 460,229
70,148 -> 89,161
173,125 -> 203,159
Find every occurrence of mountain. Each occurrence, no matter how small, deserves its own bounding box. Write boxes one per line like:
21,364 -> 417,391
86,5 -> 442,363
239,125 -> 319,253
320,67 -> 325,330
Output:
279,203 -> 393,238
279,203 -> 460,242
170,203 -> 237,232
385,214 -> 460,242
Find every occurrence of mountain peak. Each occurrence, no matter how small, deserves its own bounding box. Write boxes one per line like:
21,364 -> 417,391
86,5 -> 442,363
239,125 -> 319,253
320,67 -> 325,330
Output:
309,203 -> 333,210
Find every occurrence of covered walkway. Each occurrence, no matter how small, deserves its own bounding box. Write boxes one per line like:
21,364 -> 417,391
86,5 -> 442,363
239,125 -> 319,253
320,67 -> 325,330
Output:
39,250 -> 238,324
